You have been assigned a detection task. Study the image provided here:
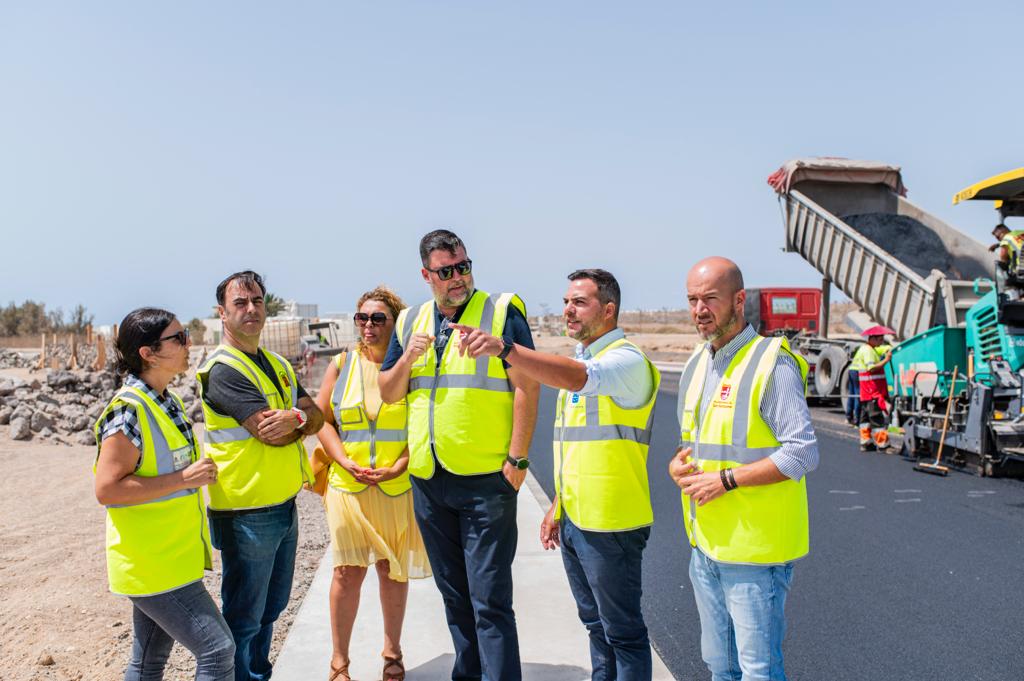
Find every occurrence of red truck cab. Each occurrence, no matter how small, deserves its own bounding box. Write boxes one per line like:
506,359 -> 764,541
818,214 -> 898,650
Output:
744,287 -> 821,334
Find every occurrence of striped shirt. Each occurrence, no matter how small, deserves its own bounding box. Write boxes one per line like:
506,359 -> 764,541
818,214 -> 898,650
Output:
680,324 -> 819,480
98,374 -> 194,470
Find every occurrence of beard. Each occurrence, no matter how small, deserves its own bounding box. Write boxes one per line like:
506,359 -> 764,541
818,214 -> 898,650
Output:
698,308 -> 738,343
436,280 -> 474,309
566,317 -> 600,342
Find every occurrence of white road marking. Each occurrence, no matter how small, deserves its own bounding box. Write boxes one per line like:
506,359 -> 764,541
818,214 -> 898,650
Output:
839,505 -> 866,511
894,489 -> 921,493
894,498 -> 921,503
829,490 -> 860,494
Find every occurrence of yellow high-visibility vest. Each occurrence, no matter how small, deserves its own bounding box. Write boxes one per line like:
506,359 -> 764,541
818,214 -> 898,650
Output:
93,386 -> 212,596
677,334 -> 810,564
394,290 -> 524,478
554,337 -> 660,531
328,350 -> 410,495
196,345 -> 313,510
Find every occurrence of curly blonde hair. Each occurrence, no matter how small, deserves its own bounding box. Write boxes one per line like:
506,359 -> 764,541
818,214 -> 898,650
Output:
356,285 -> 406,356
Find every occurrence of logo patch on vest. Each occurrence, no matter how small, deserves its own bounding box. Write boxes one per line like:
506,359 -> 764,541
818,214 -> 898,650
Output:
571,393 -> 580,404
712,382 -> 735,409
279,372 -> 291,389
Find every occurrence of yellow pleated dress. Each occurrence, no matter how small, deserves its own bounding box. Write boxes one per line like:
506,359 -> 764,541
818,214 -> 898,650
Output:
323,357 -> 431,582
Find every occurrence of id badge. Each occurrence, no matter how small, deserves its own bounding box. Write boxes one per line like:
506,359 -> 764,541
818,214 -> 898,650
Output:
171,446 -> 193,471
338,406 -> 365,426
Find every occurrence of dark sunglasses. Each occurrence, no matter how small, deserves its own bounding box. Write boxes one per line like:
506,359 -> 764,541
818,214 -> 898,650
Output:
426,259 -> 473,281
156,329 -> 189,346
354,312 -> 390,326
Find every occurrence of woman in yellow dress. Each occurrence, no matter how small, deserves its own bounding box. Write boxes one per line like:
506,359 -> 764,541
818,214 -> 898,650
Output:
315,286 -> 431,681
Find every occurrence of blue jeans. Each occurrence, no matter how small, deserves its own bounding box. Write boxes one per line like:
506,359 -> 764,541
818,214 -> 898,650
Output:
209,499 -> 298,681
845,370 -> 861,423
126,580 -> 235,681
560,515 -> 652,681
411,467 -> 520,681
688,548 -> 794,681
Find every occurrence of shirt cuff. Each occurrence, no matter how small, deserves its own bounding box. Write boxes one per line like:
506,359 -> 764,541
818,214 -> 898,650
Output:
576,359 -> 600,396
769,450 -> 808,481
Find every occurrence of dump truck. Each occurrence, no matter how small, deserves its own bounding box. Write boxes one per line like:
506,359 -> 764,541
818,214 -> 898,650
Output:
770,158 -> 1024,476
767,158 -> 993,400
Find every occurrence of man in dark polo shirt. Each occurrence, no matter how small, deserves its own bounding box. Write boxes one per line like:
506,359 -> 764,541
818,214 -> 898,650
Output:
379,230 -> 539,681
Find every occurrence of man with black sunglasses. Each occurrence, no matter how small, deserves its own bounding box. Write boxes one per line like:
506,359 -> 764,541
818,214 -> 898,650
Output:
196,270 -> 324,681
379,229 -> 539,681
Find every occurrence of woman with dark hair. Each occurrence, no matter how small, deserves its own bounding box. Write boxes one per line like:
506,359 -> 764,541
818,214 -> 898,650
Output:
93,308 -> 234,681
315,287 -> 430,681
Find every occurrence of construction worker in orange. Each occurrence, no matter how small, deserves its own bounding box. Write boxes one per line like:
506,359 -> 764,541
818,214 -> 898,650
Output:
854,326 -> 894,451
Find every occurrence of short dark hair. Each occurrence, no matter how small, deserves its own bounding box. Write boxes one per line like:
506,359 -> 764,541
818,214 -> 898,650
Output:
568,268 -> 621,320
115,307 -> 176,376
994,223 -> 1009,235
419,229 -> 466,267
216,270 -> 267,305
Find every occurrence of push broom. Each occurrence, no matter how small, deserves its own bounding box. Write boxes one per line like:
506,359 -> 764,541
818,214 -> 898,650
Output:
914,366 -> 957,476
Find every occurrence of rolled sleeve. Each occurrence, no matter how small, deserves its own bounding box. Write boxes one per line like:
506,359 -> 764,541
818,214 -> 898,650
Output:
577,346 -> 654,409
761,353 -> 819,480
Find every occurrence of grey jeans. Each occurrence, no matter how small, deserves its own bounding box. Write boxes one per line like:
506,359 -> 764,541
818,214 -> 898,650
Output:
126,580 -> 235,681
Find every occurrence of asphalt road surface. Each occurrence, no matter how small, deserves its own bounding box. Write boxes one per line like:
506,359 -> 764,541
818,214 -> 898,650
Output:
526,385 -> 1024,681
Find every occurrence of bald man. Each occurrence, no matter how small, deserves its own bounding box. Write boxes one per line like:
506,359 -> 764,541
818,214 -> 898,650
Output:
669,257 -> 818,681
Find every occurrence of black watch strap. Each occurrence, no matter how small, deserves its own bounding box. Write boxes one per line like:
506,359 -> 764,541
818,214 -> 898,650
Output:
498,337 -> 514,361
506,455 -> 530,470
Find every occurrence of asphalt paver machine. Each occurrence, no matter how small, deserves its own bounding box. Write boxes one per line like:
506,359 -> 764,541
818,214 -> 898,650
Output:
895,168 -> 1024,476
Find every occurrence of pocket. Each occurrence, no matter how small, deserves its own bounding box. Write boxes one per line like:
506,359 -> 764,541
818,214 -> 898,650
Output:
496,471 -> 519,495
338,406 -> 365,426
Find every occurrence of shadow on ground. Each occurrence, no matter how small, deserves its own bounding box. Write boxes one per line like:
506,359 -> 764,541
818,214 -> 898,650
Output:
407,654 -> 590,680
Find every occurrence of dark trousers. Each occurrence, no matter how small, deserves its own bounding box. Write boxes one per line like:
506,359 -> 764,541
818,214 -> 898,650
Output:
560,515 -> 652,681
209,499 -> 298,681
845,371 -> 861,423
411,467 -> 521,681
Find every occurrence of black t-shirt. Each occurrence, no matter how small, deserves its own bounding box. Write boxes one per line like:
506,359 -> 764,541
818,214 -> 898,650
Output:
381,299 -> 535,371
203,348 -> 309,424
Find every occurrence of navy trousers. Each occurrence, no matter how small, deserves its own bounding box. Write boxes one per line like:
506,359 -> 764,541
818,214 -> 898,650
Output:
411,467 -> 521,681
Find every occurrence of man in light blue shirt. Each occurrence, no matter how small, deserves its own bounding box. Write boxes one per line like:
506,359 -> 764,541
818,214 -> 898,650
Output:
454,268 -> 660,680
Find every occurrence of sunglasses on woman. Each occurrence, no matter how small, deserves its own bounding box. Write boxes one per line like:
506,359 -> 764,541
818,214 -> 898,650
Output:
354,312 -> 390,326
157,329 -> 189,346
426,259 -> 473,281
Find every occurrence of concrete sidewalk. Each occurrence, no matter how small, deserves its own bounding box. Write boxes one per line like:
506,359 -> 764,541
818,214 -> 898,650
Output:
274,474 -> 673,680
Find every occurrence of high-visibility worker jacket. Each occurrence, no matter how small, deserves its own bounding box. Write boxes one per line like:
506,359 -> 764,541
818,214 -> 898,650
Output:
1000,230 -> 1024,270
196,345 -> 314,510
554,337 -> 660,532
328,350 -> 410,496
855,343 -> 890,408
395,289 -> 524,478
93,386 -> 212,596
677,334 -> 810,564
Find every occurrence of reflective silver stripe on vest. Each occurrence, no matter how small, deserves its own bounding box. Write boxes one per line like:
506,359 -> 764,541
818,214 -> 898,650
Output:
400,302 -> 432,350
332,351 -> 355,427
340,429 -> 408,443
679,440 -> 776,464
108,393 -> 196,508
204,426 -> 252,444
560,423 -> 653,445
204,348 -> 264,388
730,337 -> 775,449
409,373 -> 513,393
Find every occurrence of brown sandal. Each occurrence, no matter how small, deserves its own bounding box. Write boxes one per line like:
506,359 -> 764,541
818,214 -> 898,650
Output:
382,654 -> 405,681
328,661 -> 351,681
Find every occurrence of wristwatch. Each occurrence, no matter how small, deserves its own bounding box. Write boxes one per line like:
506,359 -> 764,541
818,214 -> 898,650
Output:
498,336 -> 515,361
506,455 -> 530,470
291,408 -> 308,431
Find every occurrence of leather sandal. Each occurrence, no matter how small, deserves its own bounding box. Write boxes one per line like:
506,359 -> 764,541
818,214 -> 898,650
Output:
382,654 -> 405,681
328,661 -> 351,681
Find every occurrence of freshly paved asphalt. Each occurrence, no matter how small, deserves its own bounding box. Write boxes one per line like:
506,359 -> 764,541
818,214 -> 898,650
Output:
527,385 -> 1024,680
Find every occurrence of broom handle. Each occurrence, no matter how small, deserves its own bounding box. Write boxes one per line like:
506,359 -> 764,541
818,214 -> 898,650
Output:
935,366 -> 958,465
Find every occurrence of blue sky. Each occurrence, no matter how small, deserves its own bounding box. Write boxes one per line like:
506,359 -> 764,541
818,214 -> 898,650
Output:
2,2 -> 1022,325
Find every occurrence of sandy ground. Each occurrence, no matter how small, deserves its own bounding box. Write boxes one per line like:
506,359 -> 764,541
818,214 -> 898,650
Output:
0,428 -> 329,681
534,332 -> 697,361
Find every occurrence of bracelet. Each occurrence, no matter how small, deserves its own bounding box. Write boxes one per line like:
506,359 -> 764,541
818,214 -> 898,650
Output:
720,469 -> 732,492
725,468 -> 738,490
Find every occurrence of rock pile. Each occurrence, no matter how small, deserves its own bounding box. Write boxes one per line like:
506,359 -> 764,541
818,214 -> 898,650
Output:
0,348 -> 34,369
0,369 -> 205,446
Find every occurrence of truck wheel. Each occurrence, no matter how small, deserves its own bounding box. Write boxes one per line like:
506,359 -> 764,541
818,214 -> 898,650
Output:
814,346 -> 848,398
